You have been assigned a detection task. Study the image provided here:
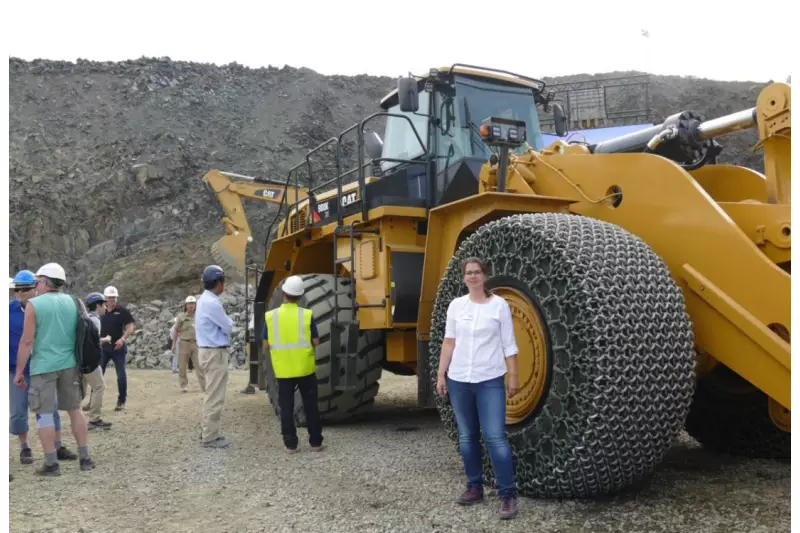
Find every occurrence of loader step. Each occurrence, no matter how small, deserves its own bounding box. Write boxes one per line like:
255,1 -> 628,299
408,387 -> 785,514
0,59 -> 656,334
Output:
331,222 -> 385,391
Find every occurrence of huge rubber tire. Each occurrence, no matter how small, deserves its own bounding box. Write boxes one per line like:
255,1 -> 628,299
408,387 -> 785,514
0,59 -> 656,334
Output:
428,213 -> 697,499
685,364 -> 790,459
263,274 -> 384,426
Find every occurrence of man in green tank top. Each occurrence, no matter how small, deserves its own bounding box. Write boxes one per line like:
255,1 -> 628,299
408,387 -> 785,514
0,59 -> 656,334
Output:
13,263 -> 96,476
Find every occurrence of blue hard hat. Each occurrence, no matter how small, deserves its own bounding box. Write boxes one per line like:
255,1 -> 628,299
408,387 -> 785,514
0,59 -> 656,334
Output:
202,265 -> 225,283
11,270 -> 37,289
86,292 -> 106,307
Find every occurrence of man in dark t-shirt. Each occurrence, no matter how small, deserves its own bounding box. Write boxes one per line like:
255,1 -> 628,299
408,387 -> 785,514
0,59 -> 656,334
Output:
99,286 -> 135,411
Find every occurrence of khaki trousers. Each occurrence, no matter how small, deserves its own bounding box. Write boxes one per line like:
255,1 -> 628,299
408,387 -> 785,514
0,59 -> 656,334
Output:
82,366 -> 106,422
199,347 -> 229,443
179,339 -> 206,391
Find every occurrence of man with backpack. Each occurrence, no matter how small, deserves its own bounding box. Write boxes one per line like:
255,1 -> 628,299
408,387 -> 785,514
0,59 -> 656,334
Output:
9,270 -> 77,472
82,292 -> 113,430
13,263 -> 95,475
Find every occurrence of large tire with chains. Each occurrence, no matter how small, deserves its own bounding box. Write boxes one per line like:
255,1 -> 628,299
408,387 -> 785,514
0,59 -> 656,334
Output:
685,364 -> 790,459
428,212 -> 696,499
263,274 -> 384,426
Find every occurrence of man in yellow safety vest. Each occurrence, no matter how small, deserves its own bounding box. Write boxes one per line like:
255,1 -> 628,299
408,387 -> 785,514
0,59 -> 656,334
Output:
264,275 -> 324,453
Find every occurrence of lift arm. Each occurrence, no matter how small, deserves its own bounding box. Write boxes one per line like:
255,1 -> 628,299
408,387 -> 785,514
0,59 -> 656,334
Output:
202,169 -> 309,275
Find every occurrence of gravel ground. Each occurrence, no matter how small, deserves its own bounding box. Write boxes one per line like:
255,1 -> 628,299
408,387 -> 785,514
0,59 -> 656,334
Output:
8,369 -> 790,533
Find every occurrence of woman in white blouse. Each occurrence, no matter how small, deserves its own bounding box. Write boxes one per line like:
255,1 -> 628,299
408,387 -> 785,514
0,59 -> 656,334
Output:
436,257 -> 520,520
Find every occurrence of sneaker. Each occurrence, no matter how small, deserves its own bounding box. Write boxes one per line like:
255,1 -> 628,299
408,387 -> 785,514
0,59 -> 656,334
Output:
88,419 -> 113,430
114,402 -> 125,411
241,385 -> 255,395
285,447 -> 298,454
80,458 -> 96,471
456,486 -> 484,506
35,463 -> 61,476
203,436 -> 229,449
57,446 -> 78,461
310,444 -> 325,452
20,447 -> 33,465
499,496 -> 518,520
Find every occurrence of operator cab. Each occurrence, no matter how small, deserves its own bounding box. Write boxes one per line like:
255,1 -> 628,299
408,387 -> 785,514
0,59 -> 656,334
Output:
306,65 -> 566,225
374,65 -> 566,207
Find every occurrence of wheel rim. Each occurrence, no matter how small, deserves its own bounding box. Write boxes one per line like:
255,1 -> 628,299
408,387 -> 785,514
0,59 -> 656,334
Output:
768,398 -> 791,432
492,286 -> 549,425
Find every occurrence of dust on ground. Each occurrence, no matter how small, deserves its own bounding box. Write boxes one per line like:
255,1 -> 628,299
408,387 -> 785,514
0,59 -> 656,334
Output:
8,370 -> 790,533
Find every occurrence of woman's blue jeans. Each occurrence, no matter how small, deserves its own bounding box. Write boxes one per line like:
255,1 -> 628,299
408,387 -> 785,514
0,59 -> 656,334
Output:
446,374 -> 516,498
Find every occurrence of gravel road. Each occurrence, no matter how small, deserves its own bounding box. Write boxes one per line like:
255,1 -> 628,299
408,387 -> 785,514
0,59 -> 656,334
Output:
8,369 -> 790,533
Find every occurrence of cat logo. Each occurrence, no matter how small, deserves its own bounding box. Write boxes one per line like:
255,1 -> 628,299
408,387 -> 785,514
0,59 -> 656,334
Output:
258,189 -> 279,200
341,191 -> 358,207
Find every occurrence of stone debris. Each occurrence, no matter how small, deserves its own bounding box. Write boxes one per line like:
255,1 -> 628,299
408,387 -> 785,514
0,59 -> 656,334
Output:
122,282 -> 254,370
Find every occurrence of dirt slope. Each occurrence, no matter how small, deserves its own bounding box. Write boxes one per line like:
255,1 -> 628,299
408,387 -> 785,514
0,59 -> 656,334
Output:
8,58 -> 770,301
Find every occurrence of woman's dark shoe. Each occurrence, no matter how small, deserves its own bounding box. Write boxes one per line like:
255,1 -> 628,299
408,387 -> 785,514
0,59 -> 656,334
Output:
456,486 -> 484,505
499,496 -> 518,519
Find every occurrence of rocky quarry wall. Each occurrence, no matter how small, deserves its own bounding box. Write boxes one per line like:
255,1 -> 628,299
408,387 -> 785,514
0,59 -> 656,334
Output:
9,57 -> 773,369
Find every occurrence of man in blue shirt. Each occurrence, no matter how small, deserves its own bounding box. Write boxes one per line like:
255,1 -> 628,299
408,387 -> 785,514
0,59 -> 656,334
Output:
8,270 -> 75,473
195,265 -> 234,449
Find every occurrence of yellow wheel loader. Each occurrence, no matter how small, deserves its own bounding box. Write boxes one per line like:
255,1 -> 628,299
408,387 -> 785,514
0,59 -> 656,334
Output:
203,64 -> 790,499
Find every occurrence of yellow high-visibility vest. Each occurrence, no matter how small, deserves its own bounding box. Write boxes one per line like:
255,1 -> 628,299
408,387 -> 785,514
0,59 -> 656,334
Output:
265,302 -> 315,379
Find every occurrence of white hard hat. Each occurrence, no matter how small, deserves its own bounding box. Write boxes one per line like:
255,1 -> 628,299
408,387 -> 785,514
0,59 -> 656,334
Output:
104,286 -> 119,298
185,295 -> 197,303
36,263 -> 66,282
282,275 -> 305,297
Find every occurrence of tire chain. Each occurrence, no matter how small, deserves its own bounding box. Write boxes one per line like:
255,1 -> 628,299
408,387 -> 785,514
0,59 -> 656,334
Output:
428,212 -> 696,498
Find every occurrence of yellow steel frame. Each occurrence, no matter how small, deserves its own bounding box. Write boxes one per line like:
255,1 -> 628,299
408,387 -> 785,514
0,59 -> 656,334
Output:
458,82 -> 791,410
257,78 -> 791,415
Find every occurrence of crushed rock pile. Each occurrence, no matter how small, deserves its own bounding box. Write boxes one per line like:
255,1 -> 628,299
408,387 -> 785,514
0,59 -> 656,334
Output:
121,282 -> 255,370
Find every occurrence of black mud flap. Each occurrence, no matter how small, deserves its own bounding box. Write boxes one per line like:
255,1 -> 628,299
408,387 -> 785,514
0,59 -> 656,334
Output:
416,340 -> 436,408
331,323 -> 361,391
253,270 -> 275,391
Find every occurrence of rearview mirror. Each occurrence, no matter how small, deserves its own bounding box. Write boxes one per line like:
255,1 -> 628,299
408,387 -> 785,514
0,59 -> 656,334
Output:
552,103 -> 568,137
398,77 -> 419,113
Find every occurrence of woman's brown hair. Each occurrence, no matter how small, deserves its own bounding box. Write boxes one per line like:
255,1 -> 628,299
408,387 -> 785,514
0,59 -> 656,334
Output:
460,256 -> 492,298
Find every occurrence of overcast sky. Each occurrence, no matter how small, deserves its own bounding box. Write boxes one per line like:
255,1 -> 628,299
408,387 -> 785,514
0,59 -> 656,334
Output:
5,0 -> 794,83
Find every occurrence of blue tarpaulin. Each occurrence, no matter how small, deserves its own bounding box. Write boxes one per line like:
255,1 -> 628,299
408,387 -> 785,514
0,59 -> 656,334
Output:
540,123 -> 654,147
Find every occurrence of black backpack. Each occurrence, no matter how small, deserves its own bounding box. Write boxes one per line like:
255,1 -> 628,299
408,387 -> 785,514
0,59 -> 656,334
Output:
71,295 -> 102,375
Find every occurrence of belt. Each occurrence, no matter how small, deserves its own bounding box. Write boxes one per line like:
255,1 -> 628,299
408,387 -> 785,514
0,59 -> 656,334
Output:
199,345 -> 229,349
181,339 -> 197,344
